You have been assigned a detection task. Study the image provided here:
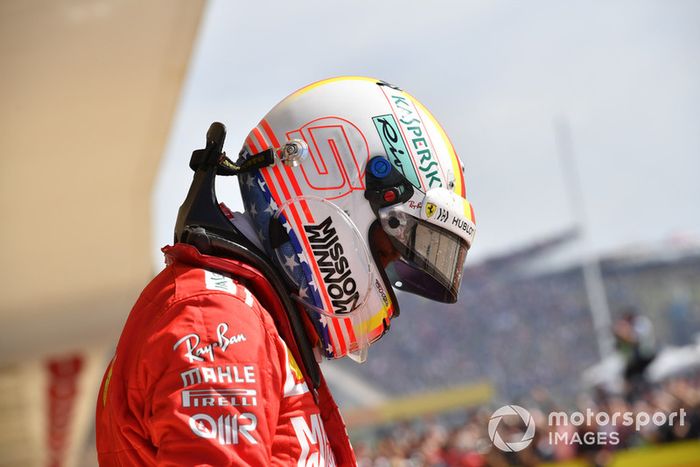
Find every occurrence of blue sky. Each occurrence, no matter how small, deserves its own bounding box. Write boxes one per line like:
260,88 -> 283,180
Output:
152,0 -> 700,270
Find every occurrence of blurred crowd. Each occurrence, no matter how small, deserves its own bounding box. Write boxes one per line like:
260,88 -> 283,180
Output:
353,373 -> 700,466
345,250 -> 700,465
349,252 -> 700,399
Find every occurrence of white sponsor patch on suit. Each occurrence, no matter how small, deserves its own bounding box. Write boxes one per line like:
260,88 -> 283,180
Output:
204,270 -> 237,294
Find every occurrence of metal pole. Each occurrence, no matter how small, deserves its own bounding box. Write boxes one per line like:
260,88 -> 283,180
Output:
553,117 -> 615,359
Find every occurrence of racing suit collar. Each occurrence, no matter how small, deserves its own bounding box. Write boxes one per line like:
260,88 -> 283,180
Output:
163,243 -> 321,349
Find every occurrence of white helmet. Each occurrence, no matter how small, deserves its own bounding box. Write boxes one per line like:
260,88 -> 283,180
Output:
237,77 -> 476,362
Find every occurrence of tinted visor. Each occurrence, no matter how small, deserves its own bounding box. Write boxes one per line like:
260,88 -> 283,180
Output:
379,214 -> 468,303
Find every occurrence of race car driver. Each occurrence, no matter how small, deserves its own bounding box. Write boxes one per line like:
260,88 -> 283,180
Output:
95,76 -> 476,465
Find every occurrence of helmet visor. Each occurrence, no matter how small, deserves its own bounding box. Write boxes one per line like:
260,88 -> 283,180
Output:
379,212 -> 468,303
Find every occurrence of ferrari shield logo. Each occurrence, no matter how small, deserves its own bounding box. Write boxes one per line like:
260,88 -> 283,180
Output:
425,202 -> 437,218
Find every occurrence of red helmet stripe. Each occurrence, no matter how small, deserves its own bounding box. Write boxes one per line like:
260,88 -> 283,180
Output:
259,121 -> 314,223
260,119 -> 280,146
344,318 -> 357,345
246,136 -> 259,154
251,128 -> 268,152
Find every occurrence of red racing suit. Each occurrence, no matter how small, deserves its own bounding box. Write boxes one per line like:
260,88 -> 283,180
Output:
96,243 -> 356,466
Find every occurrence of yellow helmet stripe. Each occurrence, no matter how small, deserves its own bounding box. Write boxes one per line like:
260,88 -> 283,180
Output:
289,75 -> 379,99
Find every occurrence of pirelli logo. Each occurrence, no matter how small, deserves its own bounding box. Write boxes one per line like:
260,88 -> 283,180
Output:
182,388 -> 258,408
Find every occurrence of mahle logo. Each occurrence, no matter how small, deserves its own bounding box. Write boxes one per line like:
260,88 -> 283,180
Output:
488,405 -> 536,452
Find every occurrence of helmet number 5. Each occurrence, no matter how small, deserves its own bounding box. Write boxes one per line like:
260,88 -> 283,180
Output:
287,117 -> 369,199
